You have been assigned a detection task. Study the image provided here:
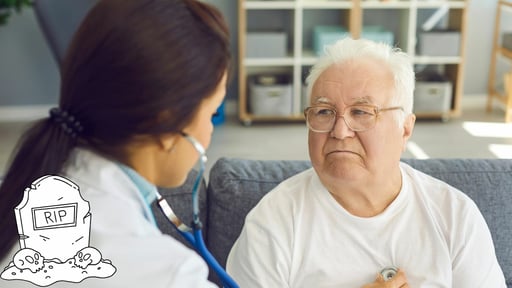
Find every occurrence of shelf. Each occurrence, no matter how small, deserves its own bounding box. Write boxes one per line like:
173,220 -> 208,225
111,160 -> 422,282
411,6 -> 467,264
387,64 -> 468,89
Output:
499,46 -> 512,61
489,89 -> 508,104
301,1 -> 353,9
500,1 -> 512,13
416,1 -> 466,9
239,0 -> 468,124
244,57 -> 295,66
361,1 -> 412,9
488,88 -> 512,123
414,56 -> 462,65
300,50 -> 320,66
245,1 -> 295,9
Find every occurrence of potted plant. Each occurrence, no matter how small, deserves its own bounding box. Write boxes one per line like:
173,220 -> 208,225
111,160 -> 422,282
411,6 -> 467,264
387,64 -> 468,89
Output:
0,0 -> 32,25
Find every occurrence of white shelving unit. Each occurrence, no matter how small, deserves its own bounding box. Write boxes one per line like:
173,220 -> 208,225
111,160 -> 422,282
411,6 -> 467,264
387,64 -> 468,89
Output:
238,0 -> 468,125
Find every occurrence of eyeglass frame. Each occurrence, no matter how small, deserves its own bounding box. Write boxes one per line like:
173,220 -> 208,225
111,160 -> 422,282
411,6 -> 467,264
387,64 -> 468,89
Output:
303,104 -> 404,133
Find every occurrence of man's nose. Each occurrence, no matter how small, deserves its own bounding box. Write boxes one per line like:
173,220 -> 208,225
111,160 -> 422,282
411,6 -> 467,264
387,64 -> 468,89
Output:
330,116 -> 356,139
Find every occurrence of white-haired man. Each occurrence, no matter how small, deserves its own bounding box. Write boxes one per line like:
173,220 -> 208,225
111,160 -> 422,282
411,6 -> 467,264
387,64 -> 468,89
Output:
226,38 -> 506,288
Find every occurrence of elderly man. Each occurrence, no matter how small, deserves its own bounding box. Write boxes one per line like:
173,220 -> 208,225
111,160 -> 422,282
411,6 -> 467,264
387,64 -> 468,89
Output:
226,38 -> 506,288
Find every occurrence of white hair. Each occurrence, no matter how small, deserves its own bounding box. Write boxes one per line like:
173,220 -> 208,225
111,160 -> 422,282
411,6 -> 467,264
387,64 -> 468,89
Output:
306,37 -> 415,126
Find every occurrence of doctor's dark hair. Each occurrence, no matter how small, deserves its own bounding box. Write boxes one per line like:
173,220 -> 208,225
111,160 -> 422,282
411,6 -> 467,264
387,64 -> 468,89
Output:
0,0 -> 231,259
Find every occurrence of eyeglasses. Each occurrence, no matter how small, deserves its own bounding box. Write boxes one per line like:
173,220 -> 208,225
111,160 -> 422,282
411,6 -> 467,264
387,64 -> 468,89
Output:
304,104 -> 403,133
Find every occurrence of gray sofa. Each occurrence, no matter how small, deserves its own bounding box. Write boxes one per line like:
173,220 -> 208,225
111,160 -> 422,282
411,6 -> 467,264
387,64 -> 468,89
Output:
155,158 -> 512,287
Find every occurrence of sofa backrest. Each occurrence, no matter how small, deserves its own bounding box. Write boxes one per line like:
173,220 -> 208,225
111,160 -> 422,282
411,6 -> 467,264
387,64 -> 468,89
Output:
207,157 -> 512,287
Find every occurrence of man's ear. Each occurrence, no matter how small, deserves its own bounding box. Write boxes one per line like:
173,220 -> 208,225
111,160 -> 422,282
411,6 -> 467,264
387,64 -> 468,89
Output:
402,113 -> 416,151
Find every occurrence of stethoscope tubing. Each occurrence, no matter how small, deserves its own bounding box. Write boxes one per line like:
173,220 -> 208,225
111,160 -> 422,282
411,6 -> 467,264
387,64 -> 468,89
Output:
175,228 -> 239,288
157,132 -> 239,288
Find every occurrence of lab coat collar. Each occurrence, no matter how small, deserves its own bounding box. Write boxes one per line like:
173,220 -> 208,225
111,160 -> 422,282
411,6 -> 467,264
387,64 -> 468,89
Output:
63,148 -> 159,229
118,164 -> 158,226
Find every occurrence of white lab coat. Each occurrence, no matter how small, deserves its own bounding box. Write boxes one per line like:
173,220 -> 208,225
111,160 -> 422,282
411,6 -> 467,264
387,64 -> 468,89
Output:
0,148 -> 217,288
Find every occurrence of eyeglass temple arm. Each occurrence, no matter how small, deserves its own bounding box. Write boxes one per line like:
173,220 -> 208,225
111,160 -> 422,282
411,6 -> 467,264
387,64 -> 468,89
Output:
379,106 -> 404,112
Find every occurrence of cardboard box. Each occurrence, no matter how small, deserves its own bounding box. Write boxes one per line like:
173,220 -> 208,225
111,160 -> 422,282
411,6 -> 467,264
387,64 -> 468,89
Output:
419,31 -> 461,56
414,81 -> 452,113
246,32 -> 287,58
249,75 -> 293,116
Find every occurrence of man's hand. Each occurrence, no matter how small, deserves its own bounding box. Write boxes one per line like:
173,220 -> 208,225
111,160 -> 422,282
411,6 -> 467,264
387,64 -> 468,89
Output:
361,269 -> 409,288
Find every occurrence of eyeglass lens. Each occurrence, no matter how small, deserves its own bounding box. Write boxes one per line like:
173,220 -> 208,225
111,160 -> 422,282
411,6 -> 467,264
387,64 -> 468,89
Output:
305,106 -> 377,132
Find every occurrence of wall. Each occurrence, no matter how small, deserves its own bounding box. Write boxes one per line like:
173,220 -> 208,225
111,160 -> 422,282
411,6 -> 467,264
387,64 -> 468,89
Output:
0,0 -> 239,115
204,0 -> 239,105
0,1 -> 503,116
0,8 -> 59,107
464,0 -> 498,95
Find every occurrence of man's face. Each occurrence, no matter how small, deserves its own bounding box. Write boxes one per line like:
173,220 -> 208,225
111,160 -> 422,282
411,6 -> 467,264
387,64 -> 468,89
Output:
308,58 -> 415,188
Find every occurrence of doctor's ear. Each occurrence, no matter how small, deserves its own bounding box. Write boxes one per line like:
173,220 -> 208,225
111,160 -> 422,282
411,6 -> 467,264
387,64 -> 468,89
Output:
158,133 -> 180,153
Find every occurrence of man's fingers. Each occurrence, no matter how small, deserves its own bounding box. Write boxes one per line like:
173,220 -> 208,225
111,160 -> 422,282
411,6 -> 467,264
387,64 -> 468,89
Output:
376,273 -> 385,282
362,268 -> 408,288
388,269 -> 408,287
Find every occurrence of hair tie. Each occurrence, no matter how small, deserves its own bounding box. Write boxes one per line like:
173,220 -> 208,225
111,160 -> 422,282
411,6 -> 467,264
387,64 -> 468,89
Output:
49,107 -> 84,139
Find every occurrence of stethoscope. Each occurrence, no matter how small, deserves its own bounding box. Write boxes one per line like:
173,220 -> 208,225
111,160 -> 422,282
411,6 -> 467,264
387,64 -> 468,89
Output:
154,132 -> 239,288
153,132 -> 396,287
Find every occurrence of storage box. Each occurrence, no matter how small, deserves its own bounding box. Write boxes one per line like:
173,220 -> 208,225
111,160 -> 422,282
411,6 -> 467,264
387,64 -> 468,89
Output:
503,32 -> 512,51
419,31 -> 461,56
414,81 -> 452,113
361,26 -> 394,46
249,74 -> 293,116
302,83 -> 309,111
313,26 -> 348,55
246,32 -> 287,58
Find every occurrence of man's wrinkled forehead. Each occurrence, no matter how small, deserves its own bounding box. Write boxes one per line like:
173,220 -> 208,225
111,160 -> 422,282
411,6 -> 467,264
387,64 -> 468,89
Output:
310,60 -> 392,105
311,95 -> 374,106
311,64 -> 351,95
311,75 -> 376,105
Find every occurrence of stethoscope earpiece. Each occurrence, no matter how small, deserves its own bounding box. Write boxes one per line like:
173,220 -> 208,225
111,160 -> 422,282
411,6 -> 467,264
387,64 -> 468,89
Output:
380,266 -> 398,281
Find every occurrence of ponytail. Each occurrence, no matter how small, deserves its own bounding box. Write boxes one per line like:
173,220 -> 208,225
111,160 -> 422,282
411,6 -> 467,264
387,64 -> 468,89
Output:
0,114 -> 78,259
0,0 -> 232,261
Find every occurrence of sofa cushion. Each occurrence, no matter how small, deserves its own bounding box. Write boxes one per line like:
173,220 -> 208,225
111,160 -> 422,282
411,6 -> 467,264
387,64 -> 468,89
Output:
402,158 -> 512,287
206,158 -> 311,268
207,157 -> 512,287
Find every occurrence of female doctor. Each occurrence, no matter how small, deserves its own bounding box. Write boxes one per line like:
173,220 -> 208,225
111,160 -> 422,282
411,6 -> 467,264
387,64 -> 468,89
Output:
0,0 -> 231,287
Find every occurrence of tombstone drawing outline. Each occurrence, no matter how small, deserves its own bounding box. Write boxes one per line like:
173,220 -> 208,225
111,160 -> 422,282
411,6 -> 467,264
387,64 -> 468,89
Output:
1,175 -> 116,286
15,175 -> 91,261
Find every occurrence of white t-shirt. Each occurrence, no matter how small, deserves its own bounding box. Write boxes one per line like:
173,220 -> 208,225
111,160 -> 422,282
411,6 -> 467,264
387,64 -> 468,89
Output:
0,148 -> 216,288
227,162 -> 506,288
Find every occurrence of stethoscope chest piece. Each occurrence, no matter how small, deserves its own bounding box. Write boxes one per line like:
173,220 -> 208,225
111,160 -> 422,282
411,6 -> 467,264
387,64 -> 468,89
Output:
380,266 -> 398,281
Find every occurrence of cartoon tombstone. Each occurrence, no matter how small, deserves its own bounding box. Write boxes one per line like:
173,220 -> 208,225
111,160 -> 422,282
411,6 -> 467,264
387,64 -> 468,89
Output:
15,175 -> 91,261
